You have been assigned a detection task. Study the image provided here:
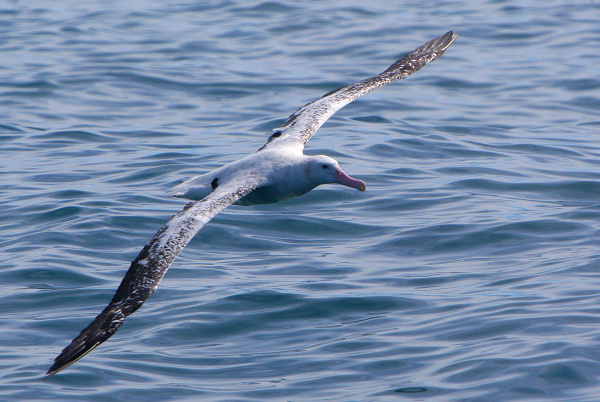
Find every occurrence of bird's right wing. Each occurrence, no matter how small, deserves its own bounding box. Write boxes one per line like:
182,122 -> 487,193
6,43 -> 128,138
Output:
46,180 -> 258,378
258,31 -> 457,153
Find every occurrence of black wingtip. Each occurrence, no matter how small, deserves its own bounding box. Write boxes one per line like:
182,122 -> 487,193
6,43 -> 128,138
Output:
45,341 -> 101,379
423,30 -> 457,53
45,304 -> 127,378
443,30 -> 458,49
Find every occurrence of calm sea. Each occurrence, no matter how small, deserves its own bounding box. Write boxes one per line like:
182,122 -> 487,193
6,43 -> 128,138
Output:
2,1 -> 600,401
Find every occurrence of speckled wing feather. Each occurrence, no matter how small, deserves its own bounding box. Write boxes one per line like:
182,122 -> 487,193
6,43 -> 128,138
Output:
259,31 -> 457,152
46,182 -> 257,378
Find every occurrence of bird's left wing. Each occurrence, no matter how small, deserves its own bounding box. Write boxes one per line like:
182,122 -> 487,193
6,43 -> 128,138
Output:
259,31 -> 457,152
46,181 -> 258,377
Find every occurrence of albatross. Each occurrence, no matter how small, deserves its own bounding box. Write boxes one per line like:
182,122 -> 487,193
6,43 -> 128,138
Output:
47,31 -> 457,377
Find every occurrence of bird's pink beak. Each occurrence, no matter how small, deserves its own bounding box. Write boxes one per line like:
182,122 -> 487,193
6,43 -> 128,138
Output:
334,167 -> 366,192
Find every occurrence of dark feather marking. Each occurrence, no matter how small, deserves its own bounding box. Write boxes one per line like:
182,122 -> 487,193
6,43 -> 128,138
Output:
269,130 -> 282,140
257,130 -> 283,152
211,178 -> 219,190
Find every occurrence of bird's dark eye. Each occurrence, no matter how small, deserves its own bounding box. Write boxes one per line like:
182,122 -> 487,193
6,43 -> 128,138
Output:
322,164 -> 328,169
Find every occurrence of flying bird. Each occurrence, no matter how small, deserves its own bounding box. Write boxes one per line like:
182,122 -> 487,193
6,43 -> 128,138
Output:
47,31 -> 457,377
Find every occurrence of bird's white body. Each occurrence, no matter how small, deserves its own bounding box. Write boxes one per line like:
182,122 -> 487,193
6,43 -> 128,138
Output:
169,149 -> 364,205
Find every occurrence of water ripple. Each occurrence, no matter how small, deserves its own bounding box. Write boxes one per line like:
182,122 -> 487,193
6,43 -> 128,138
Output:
2,1 -> 600,401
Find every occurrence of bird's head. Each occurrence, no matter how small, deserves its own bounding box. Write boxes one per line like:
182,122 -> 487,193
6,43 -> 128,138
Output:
306,155 -> 366,192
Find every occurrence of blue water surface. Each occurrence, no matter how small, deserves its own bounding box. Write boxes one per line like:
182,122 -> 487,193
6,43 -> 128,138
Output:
2,1 -> 600,401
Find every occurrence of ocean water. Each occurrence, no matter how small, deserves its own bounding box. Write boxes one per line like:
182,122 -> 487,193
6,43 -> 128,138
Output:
2,0 -> 600,400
